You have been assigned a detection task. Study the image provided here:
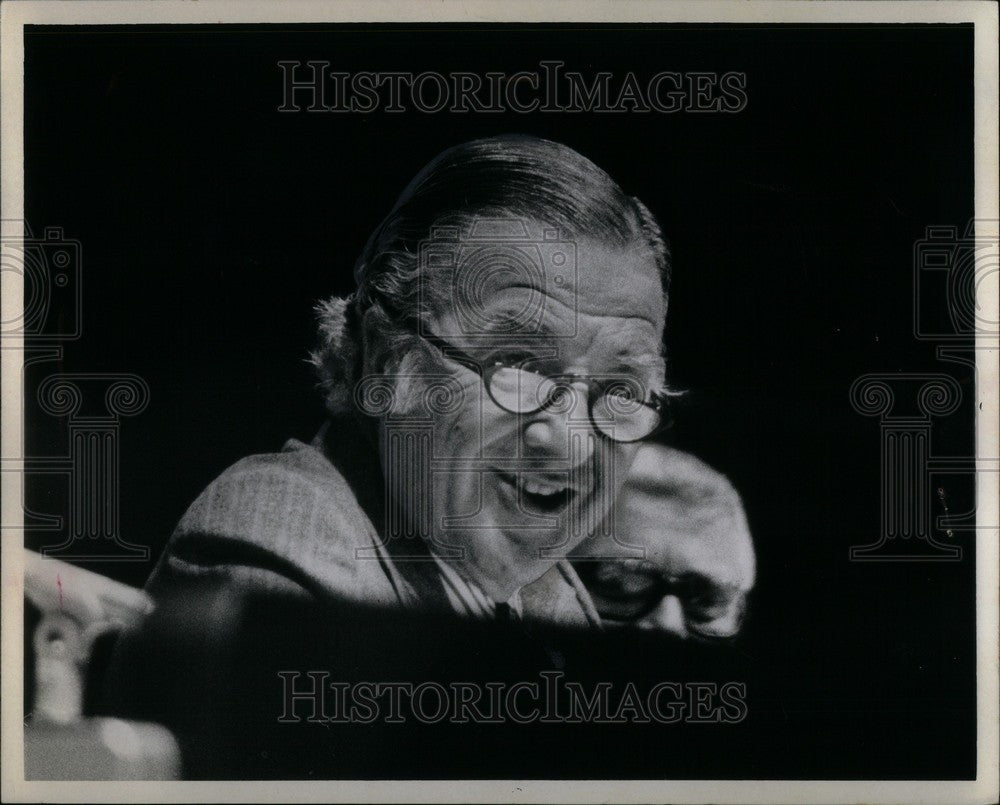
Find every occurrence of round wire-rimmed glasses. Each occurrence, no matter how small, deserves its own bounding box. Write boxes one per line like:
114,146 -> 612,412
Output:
419,331 -> 672,444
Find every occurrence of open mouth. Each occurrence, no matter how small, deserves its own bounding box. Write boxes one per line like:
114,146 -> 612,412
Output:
495,470 -> 576,516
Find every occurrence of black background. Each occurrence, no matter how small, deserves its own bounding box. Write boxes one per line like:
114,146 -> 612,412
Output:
23,24 -> 976,779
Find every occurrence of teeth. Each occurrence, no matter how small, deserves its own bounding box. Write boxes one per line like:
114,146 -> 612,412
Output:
519,478 -> 565,497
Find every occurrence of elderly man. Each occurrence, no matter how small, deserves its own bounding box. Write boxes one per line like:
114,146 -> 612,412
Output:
102,137 -> 758,777
114,135 -> 673,632
104,135 -> 678,776
558,443 -> 755,640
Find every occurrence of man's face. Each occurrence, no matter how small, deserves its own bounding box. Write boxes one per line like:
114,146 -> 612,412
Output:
574,446 -> 756,639
385,221 -> 666,602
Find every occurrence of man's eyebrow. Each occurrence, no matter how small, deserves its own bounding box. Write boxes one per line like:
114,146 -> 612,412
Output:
470,317 -> 558,340
611,352 -> 662,370
607,353 -> 667,382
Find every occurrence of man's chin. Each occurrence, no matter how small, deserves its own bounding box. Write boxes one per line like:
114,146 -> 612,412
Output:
462,542 -> 563,602
431,512 -> 580,598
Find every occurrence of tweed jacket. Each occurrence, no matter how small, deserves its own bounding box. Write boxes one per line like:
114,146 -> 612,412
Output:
139,417 -> 600,628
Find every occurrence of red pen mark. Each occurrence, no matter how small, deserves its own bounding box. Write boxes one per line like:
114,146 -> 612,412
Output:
57,574 -> 63,610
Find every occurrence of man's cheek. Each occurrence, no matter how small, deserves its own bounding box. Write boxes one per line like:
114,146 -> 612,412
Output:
595,443 -> 634,503
433,385 -> 490,455
613,443 -> 641,484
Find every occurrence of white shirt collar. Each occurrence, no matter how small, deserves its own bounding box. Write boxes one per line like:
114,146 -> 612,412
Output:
428,550 -> 523,622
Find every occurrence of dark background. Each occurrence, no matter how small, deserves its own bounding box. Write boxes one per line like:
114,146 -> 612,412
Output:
23,24 -> 976,779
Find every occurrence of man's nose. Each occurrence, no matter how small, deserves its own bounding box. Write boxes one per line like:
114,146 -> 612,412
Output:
640,595 -> 688,637
522,381 -> 596,463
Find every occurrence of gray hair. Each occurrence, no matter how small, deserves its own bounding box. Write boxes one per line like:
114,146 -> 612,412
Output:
310,134 -> 671,416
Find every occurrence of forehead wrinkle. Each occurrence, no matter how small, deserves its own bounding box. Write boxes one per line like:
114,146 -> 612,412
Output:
483,278 -> 665,332
470,290 -> 663,357
444,233 -> 666,327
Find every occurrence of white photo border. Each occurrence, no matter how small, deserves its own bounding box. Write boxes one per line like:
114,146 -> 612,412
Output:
2,2 -> 997,803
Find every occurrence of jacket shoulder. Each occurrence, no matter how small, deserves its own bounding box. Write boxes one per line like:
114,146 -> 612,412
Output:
152,438 -> 398,606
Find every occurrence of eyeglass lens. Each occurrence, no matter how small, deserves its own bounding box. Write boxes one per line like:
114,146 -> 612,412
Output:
486,366 -> 661,442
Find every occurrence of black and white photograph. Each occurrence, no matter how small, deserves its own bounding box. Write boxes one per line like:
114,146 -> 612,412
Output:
2,1 -> 997,802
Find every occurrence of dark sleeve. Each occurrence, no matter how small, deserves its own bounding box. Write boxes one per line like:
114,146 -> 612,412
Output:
100,455 -> 388,779
101,536 -> 318,777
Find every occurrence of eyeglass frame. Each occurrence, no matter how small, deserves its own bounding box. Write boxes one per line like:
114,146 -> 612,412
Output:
573,560 -> 748,638
414,328 -> 674,444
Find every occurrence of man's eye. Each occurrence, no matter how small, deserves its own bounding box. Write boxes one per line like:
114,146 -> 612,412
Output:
681,580 -> 738,621
685,602 -> 731,624
587,562 -> 662,599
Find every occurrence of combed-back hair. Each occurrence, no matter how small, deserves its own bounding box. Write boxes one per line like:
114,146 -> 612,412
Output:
310,134 -> 671,416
